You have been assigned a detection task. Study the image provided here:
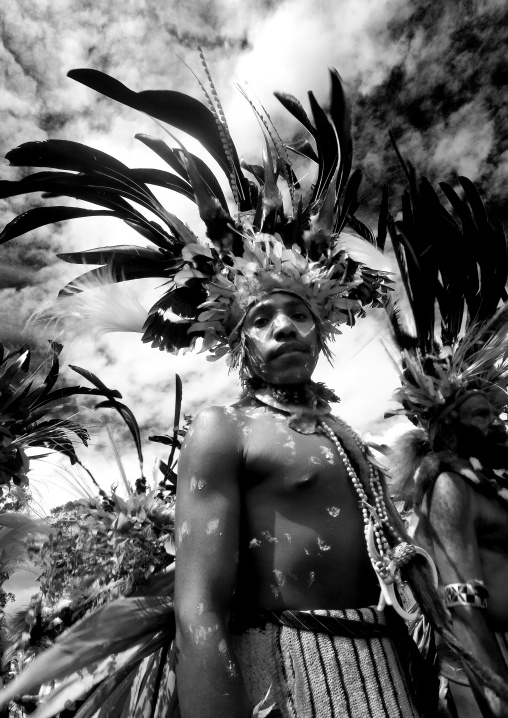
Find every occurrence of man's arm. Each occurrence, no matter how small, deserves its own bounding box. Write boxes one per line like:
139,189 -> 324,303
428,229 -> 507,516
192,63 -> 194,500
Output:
425,471 -> 508,718
174,406 -> 250,718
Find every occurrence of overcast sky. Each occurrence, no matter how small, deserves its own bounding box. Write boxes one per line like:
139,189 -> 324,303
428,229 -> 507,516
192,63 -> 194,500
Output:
1,0 -> 507,510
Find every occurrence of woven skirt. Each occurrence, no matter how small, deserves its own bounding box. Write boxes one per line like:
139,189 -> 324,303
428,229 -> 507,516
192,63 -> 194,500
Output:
231,606 -> 421,718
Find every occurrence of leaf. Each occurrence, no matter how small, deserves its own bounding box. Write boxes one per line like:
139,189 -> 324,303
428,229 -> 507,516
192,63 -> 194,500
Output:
65,658 -> 141,718
68,365 -> 121,399
0,350 -> 30,392
35,385 -> 122,407
252,685 -> 276,717
95,400 -> 143,469
166,375 -> 182,482
0,207 -> 115,245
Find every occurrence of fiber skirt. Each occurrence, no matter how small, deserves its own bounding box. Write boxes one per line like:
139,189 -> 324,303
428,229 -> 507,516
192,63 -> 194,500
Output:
231,606 -> 422,718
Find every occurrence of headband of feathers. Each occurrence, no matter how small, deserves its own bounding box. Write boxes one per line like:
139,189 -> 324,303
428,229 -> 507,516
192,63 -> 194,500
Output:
385,141 -> 508,431
0,52 -> 391,364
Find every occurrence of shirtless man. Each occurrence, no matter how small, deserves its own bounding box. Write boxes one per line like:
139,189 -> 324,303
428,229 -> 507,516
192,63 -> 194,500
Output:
174,286 -> 437,718
411,389 -> 508,718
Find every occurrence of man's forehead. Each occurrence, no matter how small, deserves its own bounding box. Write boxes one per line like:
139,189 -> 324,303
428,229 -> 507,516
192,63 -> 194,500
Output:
248,292 -> 309,314
457,392 -> 493,414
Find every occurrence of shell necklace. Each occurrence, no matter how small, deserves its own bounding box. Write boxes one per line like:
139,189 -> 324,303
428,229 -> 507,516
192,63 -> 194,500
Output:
319,418 -> 437,621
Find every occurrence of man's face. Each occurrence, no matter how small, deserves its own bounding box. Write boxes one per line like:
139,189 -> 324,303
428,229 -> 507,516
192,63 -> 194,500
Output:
242,293 -> 320,385
453,392 -> 508,466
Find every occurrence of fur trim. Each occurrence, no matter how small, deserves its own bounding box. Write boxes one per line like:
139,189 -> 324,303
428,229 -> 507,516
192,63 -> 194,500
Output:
390,429 -> 431,505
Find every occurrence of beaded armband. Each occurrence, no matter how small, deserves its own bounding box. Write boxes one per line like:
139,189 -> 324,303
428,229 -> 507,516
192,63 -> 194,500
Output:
444,580 -> 489,610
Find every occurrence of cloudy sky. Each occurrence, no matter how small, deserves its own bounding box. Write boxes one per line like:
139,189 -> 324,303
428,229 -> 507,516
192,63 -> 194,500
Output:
1,0 -> 507,509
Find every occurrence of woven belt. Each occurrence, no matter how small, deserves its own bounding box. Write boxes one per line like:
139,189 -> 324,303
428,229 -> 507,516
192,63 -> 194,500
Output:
231,608 -> 396,639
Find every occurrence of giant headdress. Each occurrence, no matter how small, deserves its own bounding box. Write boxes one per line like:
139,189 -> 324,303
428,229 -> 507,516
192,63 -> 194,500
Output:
0,54 -> 391,366
385,147 -> 508,500
3,63 -> 508,718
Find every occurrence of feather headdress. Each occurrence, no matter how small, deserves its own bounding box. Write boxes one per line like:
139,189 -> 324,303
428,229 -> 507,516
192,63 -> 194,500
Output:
0,58 -> 391,363
385,144 -> 508,432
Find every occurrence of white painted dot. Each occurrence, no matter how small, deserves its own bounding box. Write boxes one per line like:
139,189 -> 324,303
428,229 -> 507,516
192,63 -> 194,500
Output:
206,519 -> 219,534
177,521 -> 191,543
320,446 -> 335,464
261,530 -> 278,543
273,569 -> 286,586
318,537 -> 331,551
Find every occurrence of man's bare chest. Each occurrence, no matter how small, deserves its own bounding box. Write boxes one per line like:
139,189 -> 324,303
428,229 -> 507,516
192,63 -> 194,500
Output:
238,411 -> 352,498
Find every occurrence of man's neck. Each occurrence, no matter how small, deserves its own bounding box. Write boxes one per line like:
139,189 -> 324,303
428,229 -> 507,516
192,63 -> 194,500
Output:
245,379 -> 339,408
247,382 -> 335,434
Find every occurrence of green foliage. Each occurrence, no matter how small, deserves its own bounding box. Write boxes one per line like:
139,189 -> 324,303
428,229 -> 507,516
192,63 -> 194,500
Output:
8,483 -> 176,667
0,341 -> 121,494
39,490 -> 175,606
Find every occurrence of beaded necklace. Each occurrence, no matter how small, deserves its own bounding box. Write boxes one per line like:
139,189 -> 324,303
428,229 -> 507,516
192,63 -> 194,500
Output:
249,386 -> 438,619
319,418 -> 437,620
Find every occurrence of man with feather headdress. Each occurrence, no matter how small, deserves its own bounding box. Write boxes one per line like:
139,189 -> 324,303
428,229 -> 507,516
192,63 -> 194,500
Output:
386,157 -> 508,718
0,58 -> 502,718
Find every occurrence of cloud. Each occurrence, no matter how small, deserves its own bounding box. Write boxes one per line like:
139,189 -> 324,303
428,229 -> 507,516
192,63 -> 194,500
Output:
2,0 -> 506,507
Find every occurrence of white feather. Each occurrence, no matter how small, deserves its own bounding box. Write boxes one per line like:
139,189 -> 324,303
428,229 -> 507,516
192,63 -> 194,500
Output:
335,232 -> 395,273
31,271 -> 148,339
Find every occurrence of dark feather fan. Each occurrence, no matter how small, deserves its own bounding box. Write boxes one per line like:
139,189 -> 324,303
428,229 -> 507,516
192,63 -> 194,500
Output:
0,61 -> 391,357
385,138 -> 508,428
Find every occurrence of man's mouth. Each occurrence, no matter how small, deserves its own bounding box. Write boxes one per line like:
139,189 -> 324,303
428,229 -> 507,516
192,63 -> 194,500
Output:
272,342 -> 307,359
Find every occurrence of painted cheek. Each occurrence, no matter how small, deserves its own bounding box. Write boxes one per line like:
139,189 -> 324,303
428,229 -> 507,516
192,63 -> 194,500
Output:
298,324 -> 316,338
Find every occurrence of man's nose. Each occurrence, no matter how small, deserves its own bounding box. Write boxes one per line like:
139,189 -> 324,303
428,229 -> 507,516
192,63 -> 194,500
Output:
272,314 -> 297,338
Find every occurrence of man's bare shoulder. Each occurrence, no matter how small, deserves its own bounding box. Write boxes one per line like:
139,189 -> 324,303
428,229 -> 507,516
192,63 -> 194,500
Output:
178,406 -> 244,487
187,404 -> 243,441
426,470 -> 476,531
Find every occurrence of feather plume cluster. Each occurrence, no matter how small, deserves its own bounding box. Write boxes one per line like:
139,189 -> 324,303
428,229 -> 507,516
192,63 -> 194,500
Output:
385,146 -> 508,429
31,267 -> 148,340
0,60 -> 391,360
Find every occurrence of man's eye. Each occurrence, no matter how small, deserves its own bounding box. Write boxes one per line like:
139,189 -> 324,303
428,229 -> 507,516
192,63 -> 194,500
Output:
253,316 -> 269,328
292,313 -> 307,321
474,410 -> 489,419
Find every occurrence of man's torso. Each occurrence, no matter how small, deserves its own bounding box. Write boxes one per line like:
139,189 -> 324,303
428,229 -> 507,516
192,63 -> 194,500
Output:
229,398 -> 379,613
